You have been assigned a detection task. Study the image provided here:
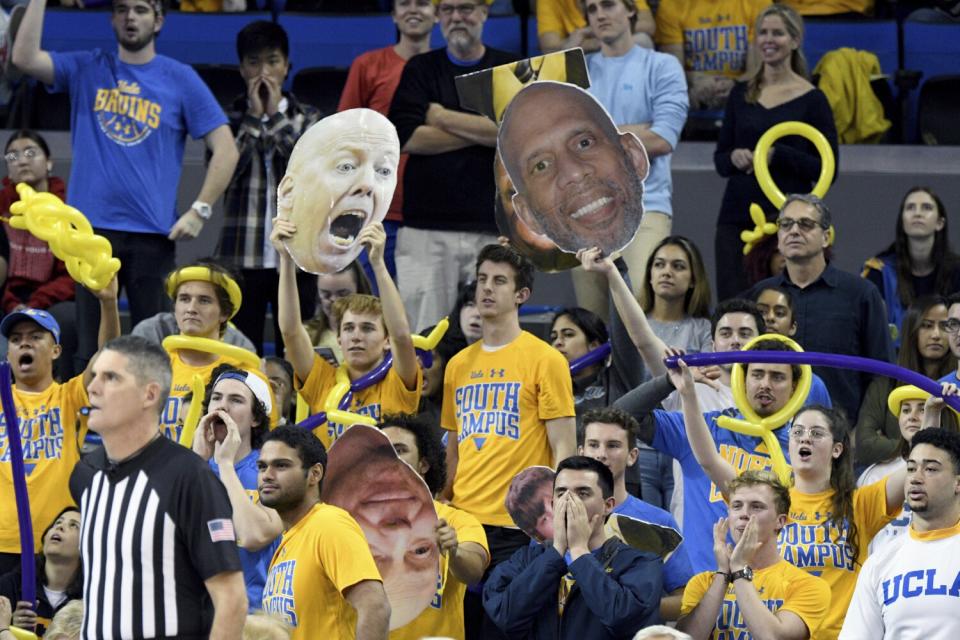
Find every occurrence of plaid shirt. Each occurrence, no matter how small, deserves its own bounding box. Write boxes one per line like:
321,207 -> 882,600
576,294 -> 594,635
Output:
217,92 -> 321,270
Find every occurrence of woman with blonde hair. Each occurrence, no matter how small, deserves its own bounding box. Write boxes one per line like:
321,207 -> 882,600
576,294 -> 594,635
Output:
713,3 -> 838,300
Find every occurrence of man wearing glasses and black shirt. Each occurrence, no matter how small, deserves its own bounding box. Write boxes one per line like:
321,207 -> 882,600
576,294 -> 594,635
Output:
746,193 -> 893,422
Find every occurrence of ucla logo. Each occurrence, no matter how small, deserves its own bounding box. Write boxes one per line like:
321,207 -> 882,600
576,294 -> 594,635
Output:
94,80 -> 162,146
882,568 -> 960,605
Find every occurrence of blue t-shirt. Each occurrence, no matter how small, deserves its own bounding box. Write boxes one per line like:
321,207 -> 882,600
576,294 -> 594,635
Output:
940,371 -> 960,387
210,450 -> 278,610
653,408 -> 793,573
585,46 -> 689,216
808,373 -> 832,408
49,49 -> 227,235
613,495 -> 694,593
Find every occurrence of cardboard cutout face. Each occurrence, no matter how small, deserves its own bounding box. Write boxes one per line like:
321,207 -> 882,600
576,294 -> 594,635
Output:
278,109 -> 400,274
322,425 -> 439,629
505,466 -> 556,543
497,81 -> 649,256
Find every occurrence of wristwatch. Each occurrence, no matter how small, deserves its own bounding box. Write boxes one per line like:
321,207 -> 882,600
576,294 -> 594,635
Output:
729,566 -> 754,583
191,200 -> 213,220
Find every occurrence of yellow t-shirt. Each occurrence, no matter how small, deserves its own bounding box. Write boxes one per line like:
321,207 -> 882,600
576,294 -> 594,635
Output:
390,501 -> 489,640
780,0 -> 872,16
779,479 -> 898,639
298,352 -> 421,449
262,502 -> 383,640
681,560 -> 831,638
0,376 -> 87,553
441,331 -> 575,526
655,0 -> 770,78
536,0 -> 650,38
164,350 -> 276,441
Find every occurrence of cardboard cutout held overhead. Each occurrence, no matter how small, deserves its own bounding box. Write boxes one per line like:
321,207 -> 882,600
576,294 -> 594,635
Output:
277,108 -> 400,274
497,81 -> 650,257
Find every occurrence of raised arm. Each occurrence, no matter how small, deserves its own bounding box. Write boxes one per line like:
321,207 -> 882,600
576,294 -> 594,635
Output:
83,276 -> 121,385
271,219 -> 315,381
668,356 -> 737,496
358,223 -> 418,391
11,0 -> 55,86
578,247 -> 668,376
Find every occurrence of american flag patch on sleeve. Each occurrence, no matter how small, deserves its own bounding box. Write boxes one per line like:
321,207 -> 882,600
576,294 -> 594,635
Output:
207,518 -> 236,543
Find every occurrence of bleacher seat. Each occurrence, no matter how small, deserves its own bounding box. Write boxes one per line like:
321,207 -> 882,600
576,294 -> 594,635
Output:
917,75 -> 960,145
193,64 -> 245,110
279,14 -> 397,70
903,21 -> 960,143
291,66 -> 349,116
802,19 -> 898,77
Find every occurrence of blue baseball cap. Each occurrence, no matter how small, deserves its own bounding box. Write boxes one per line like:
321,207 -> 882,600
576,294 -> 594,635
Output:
0,309 -> 61,344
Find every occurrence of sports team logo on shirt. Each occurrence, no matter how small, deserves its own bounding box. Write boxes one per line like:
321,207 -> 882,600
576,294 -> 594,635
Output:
93,80 -> 162,146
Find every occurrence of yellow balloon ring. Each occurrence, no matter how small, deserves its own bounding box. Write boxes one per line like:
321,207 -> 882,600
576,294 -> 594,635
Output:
162,335 -> 261,370
165,266 -> 243,319
753,121 -> 835,208
720,333 -> 813,486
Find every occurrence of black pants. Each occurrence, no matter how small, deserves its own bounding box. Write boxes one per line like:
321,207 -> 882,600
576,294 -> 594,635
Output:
715,223 -> 751,301
464,525 -> 530,640
231,268 -> 318,356
74,230 -> 175,372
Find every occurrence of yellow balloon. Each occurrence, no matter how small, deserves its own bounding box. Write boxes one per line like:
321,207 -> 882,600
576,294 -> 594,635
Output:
8,183 -> 121,290
414,317 -> 450,352
295,393 -> 309,424
162,335 -> 262,370
178,373 -> 207,447
753,121 -> 836,208
721,333 -> 813,486
8,626 -> 38,640
743,121 -> 837,256
166,266 -> 244,319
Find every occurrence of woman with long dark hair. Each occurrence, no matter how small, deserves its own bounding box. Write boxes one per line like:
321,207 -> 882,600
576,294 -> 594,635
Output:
673,359 -> 904,640
713,4 -> 838,300
855,296 -> 957,467
862,187 -> 960,342
0,508 -> 83,637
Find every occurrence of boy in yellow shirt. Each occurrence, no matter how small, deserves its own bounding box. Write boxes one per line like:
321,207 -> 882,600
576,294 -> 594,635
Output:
273,219 -> 420,448
0,278 -> 119,574
678,470 -> 831,640
258,425 -> 389,639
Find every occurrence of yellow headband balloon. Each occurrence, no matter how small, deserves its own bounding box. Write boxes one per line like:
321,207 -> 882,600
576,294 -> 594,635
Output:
7,183 -> 121,290
719,333 -> 813,486
165,266 -> 243,319
886,384 -> 960,420
741,121 -> 837,255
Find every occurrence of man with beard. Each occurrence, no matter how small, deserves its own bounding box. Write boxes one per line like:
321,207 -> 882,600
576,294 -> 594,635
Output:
12,0 -> 239,373
840,428 -> 960,639
388,0 -> 515,331
257,426 -> 390,639
498,81 -> 648,259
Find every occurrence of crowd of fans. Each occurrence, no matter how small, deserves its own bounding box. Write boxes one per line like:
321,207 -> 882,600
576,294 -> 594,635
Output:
1,0 -> 960,639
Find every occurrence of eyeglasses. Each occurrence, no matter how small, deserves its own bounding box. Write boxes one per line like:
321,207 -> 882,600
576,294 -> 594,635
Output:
4,147 -> 42,163
942,318 -> 960,334
438,2 -> 477,16
789,426 -> 831,441
776,217 -> 826,232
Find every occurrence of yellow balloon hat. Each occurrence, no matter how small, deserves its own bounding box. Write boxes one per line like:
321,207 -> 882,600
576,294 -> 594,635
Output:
165,266 -> 243,319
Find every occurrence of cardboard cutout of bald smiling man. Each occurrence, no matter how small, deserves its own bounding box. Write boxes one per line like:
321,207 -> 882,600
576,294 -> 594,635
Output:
277,108 -> 400,274
498,81 -> 650,256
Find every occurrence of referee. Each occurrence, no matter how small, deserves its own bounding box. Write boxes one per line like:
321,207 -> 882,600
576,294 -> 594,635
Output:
70,335 -> 247,639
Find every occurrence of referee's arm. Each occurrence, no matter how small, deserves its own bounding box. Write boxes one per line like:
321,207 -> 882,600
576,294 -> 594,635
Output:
206,571 -> 248,640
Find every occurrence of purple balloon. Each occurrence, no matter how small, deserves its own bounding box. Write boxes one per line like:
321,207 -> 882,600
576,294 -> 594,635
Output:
295,412 -> 328,432
569,342 -> 612,376
0,362 -> 36,606
338,353 -> 396,411
663,351 -> 960,413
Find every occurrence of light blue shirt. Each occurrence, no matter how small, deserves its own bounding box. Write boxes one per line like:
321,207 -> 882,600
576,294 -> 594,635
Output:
586,46 -> 689,216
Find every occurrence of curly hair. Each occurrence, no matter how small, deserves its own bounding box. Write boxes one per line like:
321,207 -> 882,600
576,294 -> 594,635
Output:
379,413 -> 447,496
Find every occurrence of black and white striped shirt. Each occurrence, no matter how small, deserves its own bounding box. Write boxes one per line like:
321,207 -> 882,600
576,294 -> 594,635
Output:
70,436 -> 241,640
